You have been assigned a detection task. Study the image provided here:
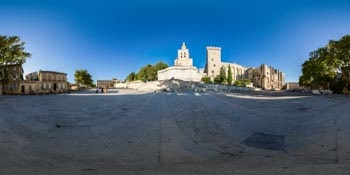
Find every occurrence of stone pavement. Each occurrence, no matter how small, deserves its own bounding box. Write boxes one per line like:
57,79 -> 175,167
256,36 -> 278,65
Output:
0,89 -> 349,174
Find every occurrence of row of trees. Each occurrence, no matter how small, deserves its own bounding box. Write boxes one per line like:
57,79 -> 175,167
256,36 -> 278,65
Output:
125,62 -> 168,82
201,66 -> 251,87
299,35 -> 350,93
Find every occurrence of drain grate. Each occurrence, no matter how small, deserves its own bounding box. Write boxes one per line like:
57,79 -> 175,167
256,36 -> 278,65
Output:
242,132 -> 285,151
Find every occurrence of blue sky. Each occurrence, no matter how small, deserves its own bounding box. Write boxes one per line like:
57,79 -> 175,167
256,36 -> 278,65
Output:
1,0 -> 350,83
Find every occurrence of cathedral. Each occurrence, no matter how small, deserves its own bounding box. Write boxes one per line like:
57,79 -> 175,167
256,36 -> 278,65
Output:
157,42 -> 285,90
157,42 -> 202,82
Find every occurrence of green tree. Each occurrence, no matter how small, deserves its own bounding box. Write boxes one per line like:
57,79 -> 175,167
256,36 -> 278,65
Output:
227,66 -> 233,85
214,75 -> 222,84
0,35 -> 31,92
147,66 -> 157,81
219,66 -> 227,84
74,69 -> 93,87
153,61 -> 168,80
201,76 -> 212,83
0,35 -> 31,65
125,72 -> 136,82
154,61 -> 168,71
137,64 -> 152,81
329,35 -> 350,92
299,44 -> 342,90
126,62 -> 168,82
234,78 -> 251,87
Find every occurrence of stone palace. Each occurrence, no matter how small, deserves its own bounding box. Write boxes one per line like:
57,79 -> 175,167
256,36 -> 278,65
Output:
158,42 -> 285,90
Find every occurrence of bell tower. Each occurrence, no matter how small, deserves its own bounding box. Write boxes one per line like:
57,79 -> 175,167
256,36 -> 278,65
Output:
174,42 -> 193,67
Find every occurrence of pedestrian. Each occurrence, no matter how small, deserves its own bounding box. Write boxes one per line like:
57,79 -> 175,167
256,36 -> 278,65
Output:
96,87 -> 98,93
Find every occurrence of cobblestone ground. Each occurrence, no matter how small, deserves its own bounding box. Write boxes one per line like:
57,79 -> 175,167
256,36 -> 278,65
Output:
0,89 -> 350,175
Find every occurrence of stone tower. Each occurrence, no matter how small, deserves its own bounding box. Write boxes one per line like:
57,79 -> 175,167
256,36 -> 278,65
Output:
206,46 -> 222,79
174,42 -> 193,67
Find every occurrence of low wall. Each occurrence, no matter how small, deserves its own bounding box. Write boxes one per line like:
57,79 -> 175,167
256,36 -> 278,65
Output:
204,83 -> 256,92
157,66 -> 202,82
311,89 -> 333,95
119,80 -> 257,92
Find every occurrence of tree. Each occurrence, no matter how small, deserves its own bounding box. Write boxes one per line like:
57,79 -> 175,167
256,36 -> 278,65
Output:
137,64 -> 152,81
74,69 -> 93,87
201,76 -> 212,83
234,78 -> 251,87
0,35 -> 31,92
125,61 -> 168,82
154,61 -> 168,71
219,66 -> 227,84
300,49 -> 332,89
0,35 -> 31,65
126,72 -> 136,82
227,66 -> 233,85
153,62 -> 168,80
214,75 -> 222,84
299,35 -> 350,92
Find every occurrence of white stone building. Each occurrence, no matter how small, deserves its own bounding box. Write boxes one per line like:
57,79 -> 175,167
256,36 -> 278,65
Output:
158,42 -> 203,82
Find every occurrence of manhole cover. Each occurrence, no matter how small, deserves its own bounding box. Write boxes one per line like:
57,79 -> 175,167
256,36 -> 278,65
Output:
242,132 -> 285,151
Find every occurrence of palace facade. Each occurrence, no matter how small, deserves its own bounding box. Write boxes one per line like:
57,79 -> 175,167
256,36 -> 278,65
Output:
204,46 -> 285,90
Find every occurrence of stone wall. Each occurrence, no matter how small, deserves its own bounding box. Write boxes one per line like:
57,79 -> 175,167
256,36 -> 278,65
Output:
157,66 -> 202,82
117,80 -> 257,92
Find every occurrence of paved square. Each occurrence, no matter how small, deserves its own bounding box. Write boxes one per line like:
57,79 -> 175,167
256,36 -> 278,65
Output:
0,89 -> 350,174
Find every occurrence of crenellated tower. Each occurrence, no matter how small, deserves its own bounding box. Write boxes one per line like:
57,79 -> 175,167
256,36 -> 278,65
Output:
205,46 -> 222,79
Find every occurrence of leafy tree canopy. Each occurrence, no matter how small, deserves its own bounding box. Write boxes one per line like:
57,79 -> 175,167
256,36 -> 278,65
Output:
126,72 -> 137,82
74,69 -> 93,87
234,79 -> 251,87
125,61 -> 168,82
201,76 -> 212,84
214,75 -> 222,84
299,35 -> 350,91
0,35 -> 31,65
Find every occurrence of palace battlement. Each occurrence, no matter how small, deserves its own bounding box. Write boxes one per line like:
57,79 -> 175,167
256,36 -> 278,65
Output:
206,46 -> 221,50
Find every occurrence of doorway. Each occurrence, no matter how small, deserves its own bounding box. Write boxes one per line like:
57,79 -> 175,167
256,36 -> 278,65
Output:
21,85 -> 25,93
53,83 -> 57,91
